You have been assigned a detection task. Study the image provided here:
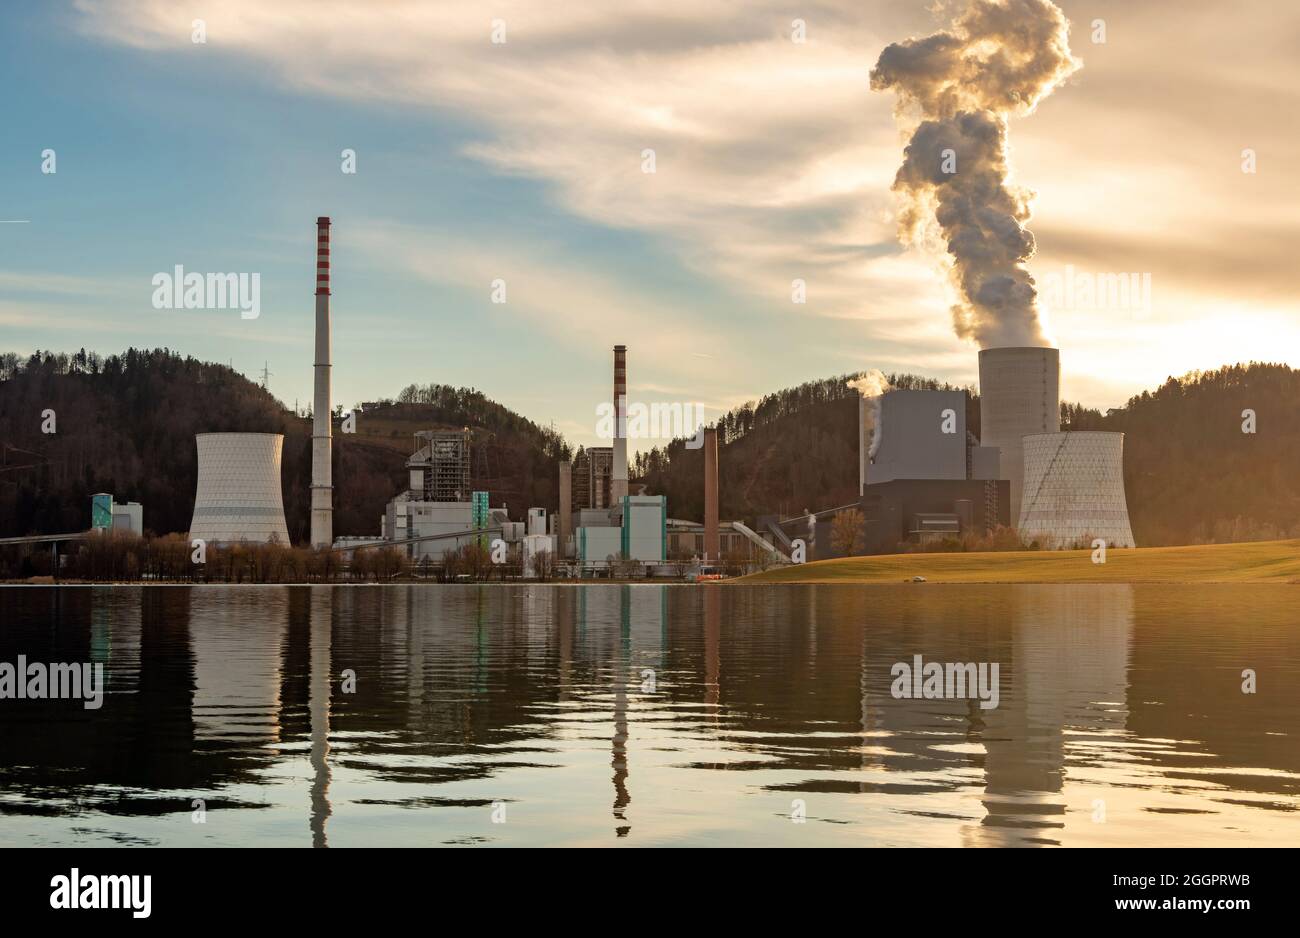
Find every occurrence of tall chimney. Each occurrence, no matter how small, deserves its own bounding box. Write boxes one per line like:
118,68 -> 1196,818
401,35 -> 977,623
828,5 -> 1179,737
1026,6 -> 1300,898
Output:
858,394 -> 867,496
558,461 -> 573,558
611,344 -> 629,504
310,216 -> 333,549
703,426 -> 719,563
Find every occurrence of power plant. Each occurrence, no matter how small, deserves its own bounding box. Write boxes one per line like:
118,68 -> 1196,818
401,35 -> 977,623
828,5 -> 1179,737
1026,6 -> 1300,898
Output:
173,216 -> 1132,569
772,343 -> 1134,558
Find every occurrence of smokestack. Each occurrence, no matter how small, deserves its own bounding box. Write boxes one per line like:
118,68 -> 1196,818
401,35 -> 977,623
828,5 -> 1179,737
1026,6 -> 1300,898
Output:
611,345 -> 629,504
558,461 -> 572,558
849,370 -> 890,492
858,395 -> 867,497
310,216 -> 333,549
703,426 -> 719,563
978,346 -> 1060,526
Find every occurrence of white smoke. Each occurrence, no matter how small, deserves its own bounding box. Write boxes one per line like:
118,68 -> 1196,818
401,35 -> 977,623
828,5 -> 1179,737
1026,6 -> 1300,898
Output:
849,369 -> 891,459
870,0 -> 1081,349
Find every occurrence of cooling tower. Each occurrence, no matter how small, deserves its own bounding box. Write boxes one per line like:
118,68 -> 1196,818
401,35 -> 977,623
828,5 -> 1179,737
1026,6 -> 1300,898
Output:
1019,431 -> 1135,548
978,347 -> 1060,524
189,432 -> 291,544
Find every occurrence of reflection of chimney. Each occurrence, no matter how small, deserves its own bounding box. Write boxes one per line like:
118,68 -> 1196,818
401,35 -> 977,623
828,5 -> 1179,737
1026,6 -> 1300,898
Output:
558,461 -> 573,558
612,345 -> 628,504
703,426 -> 719,562
310,216 -> 333,549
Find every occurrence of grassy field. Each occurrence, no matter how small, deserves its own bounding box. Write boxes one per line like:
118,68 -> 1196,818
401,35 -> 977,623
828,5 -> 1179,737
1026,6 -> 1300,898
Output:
736,539 -> 1300,585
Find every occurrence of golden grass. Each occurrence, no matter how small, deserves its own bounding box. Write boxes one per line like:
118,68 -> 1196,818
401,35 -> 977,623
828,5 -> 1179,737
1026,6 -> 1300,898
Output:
736,539 -> 1300,585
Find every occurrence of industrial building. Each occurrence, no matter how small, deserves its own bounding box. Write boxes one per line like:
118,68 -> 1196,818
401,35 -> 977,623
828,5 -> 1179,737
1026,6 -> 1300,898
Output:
866,388 -> 1000,485
188,432 -> 291,544
667,518 -> 783,563
379,431 -> 502,560
560,348 -> 665,570
829,386 -> 1012,554
860,478 -> 1010,553
1018,431 -> 1135,548
91,493 -> 143,535
571,446 -> 614,511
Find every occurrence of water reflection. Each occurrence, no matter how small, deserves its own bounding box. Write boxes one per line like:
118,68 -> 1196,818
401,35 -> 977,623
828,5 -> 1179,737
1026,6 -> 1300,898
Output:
0,584 -> 1295,847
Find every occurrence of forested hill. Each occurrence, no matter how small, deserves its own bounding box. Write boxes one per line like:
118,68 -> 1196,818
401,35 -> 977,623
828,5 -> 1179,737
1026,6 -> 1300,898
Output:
635,362 -> 1300,547
0,349 -> 569,540
1059,363 -> 1300,545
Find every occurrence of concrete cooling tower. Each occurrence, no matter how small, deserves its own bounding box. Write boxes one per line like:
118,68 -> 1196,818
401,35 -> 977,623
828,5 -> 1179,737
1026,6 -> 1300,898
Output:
978,347 -> 1060,525
1018,431 -> 1135,548
189,432 -> 291,544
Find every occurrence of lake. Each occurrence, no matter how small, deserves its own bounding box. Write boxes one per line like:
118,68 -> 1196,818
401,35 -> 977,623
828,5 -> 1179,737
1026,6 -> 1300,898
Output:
0,584 -> 1296,847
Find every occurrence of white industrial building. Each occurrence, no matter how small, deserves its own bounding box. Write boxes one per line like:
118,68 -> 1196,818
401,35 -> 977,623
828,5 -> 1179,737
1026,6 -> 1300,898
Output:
189,432 -> 291,544
1018,431 -> 1135,548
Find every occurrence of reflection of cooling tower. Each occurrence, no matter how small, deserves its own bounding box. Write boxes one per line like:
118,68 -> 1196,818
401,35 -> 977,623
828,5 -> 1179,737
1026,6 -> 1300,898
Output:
189,432 -> 291,544
1019,432 -> 1135,548
978,347 -> 1059,524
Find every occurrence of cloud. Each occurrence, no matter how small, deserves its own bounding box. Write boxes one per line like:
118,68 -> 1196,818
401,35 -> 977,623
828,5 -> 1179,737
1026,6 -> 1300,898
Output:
73,0 -> 925,329
70,0 -> 1300,411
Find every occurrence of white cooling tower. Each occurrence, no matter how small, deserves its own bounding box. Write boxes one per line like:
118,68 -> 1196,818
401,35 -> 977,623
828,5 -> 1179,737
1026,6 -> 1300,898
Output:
189,432 -> 291,544
1019,431 -> 1135,548
978,347 -> 1060,524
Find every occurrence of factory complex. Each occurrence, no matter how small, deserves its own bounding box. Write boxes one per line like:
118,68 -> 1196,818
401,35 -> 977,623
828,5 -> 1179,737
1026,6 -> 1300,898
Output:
163,217 -> 1137,576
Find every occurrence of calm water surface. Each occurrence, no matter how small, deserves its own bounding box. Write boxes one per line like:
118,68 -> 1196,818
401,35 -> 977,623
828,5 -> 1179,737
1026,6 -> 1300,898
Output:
0,584 -> 1296,847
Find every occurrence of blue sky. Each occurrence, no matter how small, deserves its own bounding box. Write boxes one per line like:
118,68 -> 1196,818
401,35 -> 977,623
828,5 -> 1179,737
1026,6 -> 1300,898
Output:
4,1 -> 1299,448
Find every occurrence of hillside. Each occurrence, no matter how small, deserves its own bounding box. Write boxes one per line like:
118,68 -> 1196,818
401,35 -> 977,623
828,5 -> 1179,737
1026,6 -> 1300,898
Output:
636,362 -> 1300,547
737,539 -> 1300,584
0,350 -> 569,540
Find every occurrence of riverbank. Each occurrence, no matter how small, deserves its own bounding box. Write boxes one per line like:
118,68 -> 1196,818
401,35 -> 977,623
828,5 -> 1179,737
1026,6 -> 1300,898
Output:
735,539 -> 1300,584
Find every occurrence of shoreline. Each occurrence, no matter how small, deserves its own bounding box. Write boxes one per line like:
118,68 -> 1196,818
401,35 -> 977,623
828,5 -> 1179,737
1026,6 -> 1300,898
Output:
735,538 -> 1300,585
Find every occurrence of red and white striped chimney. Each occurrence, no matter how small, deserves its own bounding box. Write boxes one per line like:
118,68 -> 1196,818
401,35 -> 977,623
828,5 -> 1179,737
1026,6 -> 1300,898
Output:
310,216 -> 333,548
611,344 -> 629,504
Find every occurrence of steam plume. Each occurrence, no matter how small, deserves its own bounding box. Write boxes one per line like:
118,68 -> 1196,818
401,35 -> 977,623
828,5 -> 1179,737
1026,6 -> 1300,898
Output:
870,0 -> 1080,348
849,370 -> 891,459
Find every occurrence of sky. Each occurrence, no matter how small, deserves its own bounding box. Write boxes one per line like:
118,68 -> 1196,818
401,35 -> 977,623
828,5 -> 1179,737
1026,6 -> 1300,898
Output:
2,0 -> 1298,450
